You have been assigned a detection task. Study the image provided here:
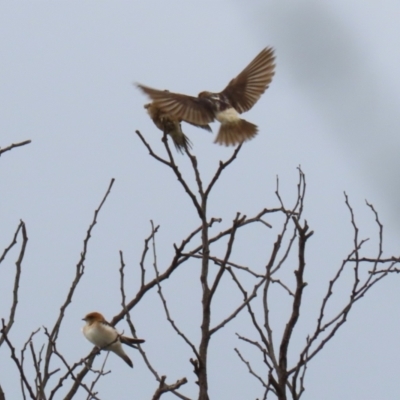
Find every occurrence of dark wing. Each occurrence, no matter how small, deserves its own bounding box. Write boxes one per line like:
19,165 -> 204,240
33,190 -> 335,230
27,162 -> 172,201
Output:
186,121 -> 212,132
220,47 -> 275,114
137,84 -> 215,125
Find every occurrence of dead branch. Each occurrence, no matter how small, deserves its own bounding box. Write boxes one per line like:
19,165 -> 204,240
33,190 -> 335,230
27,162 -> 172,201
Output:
0,221 -> 28,347
120,246 -> 190,400
151,376 -> 189,400
0,321 -> 38,399
151,222 -> 199,357
0,140 -> 31,156
139,222 -> 160,287
234,178 -> 399,400
41,178 -> 115,397
0,385 -> 5,400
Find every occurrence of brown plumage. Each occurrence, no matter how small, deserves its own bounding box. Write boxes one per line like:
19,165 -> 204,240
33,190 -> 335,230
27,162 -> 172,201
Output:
137,47 -> 275,146
144,102 -> 192,153
144,93 -> 212,153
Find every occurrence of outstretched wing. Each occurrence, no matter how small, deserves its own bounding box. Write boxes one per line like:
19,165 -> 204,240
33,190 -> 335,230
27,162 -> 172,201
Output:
137,84 -> 215,125
220,47 -> 275,114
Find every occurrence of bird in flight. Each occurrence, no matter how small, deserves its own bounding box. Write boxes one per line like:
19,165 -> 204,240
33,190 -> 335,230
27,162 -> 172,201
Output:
137,47 -> 275,146
82,311 -> 145,368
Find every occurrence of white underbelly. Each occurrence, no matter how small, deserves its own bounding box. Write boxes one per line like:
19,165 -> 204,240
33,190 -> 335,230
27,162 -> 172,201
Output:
215,108 -> 240,123
84,326 -> 117,348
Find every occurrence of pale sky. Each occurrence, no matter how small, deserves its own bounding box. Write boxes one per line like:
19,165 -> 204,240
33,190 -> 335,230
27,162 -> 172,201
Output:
1,1 -> 400,399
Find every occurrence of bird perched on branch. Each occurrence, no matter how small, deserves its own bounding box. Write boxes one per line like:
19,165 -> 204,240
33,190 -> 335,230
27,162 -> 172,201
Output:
82,312 -> 145,368
137,47 -> 275,146
144,102 -> 192,153
144,91 -> 212,153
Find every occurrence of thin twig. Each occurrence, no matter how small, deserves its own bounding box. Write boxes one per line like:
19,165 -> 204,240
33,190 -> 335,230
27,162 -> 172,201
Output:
51,179 -> 115,399
151,221 -> 199,358
235,348 -> 268,389
152,376 -> 189,400
0,320 -> 37,399
0,221 -> 28,347
0,140 -> 31,156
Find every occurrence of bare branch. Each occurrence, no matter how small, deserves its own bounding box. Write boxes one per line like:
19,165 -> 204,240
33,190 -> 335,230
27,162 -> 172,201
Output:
209,213 -> 244,301
150,221 -> 199,357
135,130 -> 203,218
0,385 -> 5,400
0,221 -> 28,347
0,320 -> 37,399
135,130 -> 173,167
0,140 -> 31,156
86,353 -> 110,400
139,222 -> 160,287
349,257 -> 400,264
204,144 -> 242,196
281,192 -> 399,399
210,266 -> 265,335
152,376 -> 189,400
47,179 -> 115,398
235,347 -> 268,389
0,221 -> 23,264
120,248 -> 190,400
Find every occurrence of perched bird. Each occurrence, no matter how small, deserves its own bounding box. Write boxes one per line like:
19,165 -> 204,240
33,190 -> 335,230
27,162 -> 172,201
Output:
144,94 -> 211,153
82,312 -> 145,368
137,47 -> 275,146
144,101 -> 192,153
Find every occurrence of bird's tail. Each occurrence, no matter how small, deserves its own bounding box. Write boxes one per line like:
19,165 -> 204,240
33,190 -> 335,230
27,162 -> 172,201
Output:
119,352 -> 134,368
163,121 -> 193,154
214,119 -> 258,146
120,336 -> 145,348
170,130 -> 193,154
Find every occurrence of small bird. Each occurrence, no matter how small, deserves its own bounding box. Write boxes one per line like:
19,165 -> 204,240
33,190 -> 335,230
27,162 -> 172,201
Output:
144,102 -> 192,153
137,47 -> 275,146
82,312 -> 145,368
144,94 -> 212,153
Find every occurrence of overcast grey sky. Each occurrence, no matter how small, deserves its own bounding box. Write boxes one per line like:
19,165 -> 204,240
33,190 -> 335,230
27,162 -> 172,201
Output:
1,1 -> 400,399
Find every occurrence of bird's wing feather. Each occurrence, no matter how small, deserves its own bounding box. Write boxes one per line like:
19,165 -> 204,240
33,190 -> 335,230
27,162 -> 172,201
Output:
137,84 -> 215,125
220,47 -> 276,114
186,121 -> 212,132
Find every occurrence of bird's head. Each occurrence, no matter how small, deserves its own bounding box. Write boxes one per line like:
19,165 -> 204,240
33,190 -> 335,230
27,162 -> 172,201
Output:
83,312 -> 105,324
198,91 -> 213,98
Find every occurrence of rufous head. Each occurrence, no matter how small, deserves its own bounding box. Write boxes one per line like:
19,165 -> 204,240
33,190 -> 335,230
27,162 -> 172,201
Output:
82,312 -> 105,323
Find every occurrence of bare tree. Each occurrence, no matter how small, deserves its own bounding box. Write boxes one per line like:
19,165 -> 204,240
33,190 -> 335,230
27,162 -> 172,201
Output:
1,134 -> 399,399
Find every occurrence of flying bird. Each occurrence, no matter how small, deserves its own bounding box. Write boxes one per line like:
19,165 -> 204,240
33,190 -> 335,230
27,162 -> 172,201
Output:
137,47 -> 275,146
82,311 -> 145,368
144,93 -> 211,153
